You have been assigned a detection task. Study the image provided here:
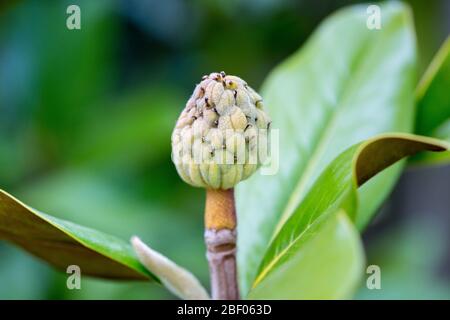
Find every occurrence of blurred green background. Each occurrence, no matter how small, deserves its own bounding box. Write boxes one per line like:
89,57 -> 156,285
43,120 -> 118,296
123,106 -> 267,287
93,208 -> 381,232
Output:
0,0 -> 449,299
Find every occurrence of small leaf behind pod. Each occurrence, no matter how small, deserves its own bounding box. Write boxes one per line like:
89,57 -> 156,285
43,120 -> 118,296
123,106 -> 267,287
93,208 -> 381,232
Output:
132,236 -> 210,300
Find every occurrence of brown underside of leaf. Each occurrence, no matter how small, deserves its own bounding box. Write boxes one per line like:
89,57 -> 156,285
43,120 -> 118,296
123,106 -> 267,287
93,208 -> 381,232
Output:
356,135 -> 447,186
0,190 -> 149,280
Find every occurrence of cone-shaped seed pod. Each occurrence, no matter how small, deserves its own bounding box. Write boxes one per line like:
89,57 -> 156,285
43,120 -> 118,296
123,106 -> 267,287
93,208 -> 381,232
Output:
171,72 -> 271,190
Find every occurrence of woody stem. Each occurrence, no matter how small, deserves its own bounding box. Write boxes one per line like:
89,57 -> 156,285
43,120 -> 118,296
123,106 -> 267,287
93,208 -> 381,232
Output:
204,188 -> 240,300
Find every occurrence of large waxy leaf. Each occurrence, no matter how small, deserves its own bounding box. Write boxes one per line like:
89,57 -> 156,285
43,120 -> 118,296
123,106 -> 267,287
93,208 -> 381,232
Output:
413,36 -> 450,165
249,134 -> 448,299
248,210 -> 364,299
237,2 -> 417,294
412,119 -> 450,165
0,190 -> 155,281
416,36 -> 450,136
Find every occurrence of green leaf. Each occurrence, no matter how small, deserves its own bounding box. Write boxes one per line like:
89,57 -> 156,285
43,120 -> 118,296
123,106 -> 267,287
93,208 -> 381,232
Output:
248,210 -> 364,299
416,36 -> 450,136
249,134 -> 448,299
237,2 -> 417,294
0,189 -> 155,281
432,119 -> 450,143
413,36 -> 450,165
412,119 -> 450,165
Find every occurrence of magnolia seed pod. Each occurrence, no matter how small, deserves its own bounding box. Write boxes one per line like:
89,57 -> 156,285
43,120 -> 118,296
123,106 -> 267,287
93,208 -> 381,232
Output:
171,72 -> 271,189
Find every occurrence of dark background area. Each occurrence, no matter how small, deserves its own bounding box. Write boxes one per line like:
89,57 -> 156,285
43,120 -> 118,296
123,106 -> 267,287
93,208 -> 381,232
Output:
0,0 -> 448,299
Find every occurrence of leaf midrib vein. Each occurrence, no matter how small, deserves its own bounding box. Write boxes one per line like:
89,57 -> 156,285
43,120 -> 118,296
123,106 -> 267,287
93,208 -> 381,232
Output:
254,32 -> 374,286
273,33 -> 373,236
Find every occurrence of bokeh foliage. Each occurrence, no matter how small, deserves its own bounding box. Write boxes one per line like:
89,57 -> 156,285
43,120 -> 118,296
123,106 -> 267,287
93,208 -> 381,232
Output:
0,0 -> 449,299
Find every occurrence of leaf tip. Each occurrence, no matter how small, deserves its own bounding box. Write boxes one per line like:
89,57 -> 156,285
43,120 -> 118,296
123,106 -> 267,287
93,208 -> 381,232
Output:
131,236 -> 210,300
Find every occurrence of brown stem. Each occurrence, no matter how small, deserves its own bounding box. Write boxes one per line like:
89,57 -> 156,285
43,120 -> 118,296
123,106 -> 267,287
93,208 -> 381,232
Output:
204,188 -> 240,300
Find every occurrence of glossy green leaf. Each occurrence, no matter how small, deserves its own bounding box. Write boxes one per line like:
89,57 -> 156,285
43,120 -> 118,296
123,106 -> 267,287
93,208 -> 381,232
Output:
416,36 -> 450,136
432,119 -> 450,143
249,134 -> 448,299
0,189 -> 155,281
248,210 -> 364,299
413,36 -> 450,165
237,2 -> 417,294
412,120 -> 450,165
